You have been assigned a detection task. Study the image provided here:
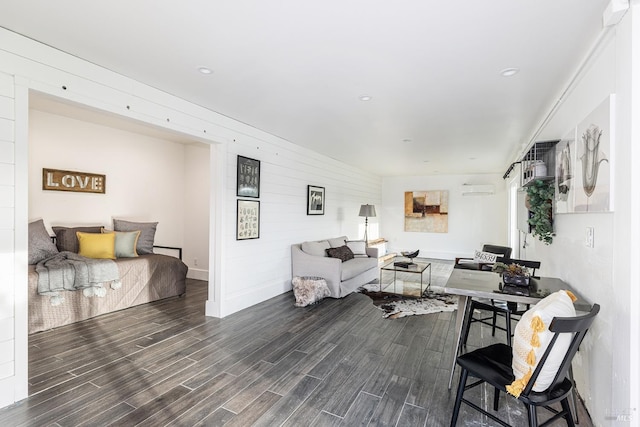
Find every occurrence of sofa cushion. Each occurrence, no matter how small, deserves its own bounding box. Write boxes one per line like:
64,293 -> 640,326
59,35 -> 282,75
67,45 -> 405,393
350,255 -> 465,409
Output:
301,240 -> 331,257
346,240 -> 367,258
341,257 -> 378,281
52,225 -> 103,253
328,236 -> 348,248
326,245 -> 355,262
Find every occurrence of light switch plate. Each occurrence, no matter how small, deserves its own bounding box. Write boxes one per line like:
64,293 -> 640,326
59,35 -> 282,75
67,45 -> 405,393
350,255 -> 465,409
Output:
586,227 -> 594,248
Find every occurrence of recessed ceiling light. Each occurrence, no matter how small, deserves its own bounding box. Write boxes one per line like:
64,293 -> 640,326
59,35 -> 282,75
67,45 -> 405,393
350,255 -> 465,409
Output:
403,139 -> 413,144
500,68 -> 520,77
198,67 -> 213,74
423,160 -> 430,163
359,95 -> 372,101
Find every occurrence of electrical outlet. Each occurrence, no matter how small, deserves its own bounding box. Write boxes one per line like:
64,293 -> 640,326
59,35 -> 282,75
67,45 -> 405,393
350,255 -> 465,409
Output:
585,227 -> 594,248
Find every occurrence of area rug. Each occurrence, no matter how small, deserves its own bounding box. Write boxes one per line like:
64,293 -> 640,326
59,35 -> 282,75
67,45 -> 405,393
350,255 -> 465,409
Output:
361,258 -> 458,319
360,284 -> 458,319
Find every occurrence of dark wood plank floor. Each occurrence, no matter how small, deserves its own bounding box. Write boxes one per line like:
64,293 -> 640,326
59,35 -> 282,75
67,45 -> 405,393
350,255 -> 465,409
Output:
0,277 -> 593,426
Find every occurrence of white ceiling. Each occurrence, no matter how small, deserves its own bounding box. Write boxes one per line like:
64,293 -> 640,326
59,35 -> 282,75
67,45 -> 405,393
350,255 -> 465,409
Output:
1,0 -> 609,176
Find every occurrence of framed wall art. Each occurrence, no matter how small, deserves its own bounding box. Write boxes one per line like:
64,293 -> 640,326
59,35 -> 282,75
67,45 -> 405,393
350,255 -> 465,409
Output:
237,155 -> 260,198
237,199 -> 260,240
404,190 -> 449,233
43,168 -> 106,194
307,185 -> 325,215
573,94 -> 614,212
555,128 -> 577,214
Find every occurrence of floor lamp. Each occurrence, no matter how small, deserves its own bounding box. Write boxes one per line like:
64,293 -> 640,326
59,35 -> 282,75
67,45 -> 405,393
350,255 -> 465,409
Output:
358,204 -> 376,246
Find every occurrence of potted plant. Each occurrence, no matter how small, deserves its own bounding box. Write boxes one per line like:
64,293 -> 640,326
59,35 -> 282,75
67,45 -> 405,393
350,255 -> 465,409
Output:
499,263 -> 531,286
526,179 -> 555,244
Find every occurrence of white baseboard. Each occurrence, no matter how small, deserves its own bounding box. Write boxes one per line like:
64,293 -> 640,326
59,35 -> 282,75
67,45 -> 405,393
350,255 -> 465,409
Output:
208,280 -> 292,318
187,268 -> 208,281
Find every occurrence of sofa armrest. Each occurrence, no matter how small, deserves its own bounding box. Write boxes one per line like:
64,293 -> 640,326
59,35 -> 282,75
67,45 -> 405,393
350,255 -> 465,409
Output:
291,244 -> 342,297
366,247 -> 379,258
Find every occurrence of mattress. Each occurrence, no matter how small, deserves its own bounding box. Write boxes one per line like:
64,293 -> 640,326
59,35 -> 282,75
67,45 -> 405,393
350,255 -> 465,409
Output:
28,254 -> 188,334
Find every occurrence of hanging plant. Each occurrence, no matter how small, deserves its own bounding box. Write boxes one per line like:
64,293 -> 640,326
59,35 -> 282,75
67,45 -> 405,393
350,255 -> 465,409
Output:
526,179 -> 555,244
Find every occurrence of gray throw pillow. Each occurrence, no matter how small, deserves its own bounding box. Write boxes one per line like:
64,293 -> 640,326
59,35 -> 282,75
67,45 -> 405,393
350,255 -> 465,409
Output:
326,245 -> 355,262
28,219 -> 59,264
52,225 -> 103,253
113,219 -> 158,255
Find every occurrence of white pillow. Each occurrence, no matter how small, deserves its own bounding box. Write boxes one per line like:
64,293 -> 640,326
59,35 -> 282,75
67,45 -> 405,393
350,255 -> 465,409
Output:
473,250 -> 498,263
345,240 -> 367,257
328,236 -> 348,248
507,290 -> 577,397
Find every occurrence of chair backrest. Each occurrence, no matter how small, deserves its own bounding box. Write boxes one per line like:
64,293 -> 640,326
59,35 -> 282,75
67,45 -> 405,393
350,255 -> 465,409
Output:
482,244 -> 512,260
501,258 -> 541,278
522,304 -> 600,396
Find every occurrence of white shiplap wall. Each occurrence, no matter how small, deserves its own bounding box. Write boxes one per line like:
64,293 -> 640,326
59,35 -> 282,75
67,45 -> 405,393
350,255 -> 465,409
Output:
0,27 -> 382,407
218,136 -> 381,315
0,72 -> 17,407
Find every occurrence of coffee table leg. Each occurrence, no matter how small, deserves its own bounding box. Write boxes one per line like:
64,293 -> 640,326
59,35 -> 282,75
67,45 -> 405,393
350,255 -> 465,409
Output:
448,295 -> 471,389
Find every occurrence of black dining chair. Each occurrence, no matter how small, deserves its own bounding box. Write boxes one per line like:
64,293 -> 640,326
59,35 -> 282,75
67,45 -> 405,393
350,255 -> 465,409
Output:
462,258 -> 542,347
454,244 -> 512,271
450,304 -> 600,427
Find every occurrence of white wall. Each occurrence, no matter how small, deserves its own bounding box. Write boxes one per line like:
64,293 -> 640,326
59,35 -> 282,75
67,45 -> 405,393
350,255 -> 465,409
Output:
183,144 -> 210,280
28,109 -> 187,248
381,174 -> 507,259
209,139 -> 381,317
0,27 -> 382,408
517,9 -> 639,424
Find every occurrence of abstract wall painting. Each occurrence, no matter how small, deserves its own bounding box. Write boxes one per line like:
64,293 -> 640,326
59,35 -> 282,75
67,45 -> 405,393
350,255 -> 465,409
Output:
555,128 -> 576,214
404,190 -> 449,233
574,95 -> 614,212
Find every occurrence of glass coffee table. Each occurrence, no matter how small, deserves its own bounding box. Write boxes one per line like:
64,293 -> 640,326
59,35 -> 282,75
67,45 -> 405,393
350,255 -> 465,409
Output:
379,257 -> 432,298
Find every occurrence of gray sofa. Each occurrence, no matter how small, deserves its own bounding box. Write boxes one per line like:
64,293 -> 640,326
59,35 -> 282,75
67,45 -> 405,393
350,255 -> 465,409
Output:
291,236 -> 379,298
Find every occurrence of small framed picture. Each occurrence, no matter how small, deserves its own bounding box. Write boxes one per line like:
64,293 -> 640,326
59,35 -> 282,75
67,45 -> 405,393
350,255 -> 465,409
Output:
307,185 -> 325,215
237,199 -> 260,240
237,155 -> 260,198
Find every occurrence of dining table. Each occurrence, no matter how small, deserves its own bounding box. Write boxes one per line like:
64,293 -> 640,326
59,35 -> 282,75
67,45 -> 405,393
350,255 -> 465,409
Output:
444,267 -> 590,389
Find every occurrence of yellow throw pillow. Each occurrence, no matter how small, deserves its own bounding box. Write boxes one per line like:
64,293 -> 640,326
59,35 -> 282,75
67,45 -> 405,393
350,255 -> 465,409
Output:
507,290 -> 577,397
76,231 -> 115,259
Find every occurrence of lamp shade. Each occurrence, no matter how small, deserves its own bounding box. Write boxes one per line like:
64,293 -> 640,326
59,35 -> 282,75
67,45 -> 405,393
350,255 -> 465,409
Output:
358,204 -> 376,218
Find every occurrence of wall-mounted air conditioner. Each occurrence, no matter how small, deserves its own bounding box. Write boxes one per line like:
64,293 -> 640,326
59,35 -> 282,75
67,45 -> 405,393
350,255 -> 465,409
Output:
461,184 -> 495,196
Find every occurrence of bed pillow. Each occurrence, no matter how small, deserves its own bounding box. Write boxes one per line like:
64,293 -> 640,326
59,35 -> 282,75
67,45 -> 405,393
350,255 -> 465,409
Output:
28,219 -> 59,264
506,290 -> 577,397
345,240 -> 368,258
113,219 -> 157,255
52,226 -> 103,253
326,245 -> 355,262
102,229 -> 140,258
77,231 -> 116,259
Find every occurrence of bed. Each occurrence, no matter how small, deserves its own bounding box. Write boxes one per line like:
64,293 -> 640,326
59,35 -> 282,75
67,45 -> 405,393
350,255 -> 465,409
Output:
28,219 -> 189,334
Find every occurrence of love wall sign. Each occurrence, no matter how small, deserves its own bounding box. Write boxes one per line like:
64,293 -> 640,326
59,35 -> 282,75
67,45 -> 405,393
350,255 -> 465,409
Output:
43,168 -> 106,194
